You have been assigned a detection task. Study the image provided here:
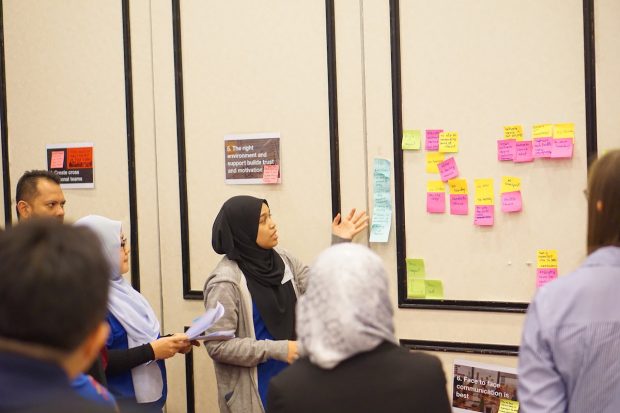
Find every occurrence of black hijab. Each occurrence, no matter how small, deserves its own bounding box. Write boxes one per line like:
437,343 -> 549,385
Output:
212,196 -> 296,340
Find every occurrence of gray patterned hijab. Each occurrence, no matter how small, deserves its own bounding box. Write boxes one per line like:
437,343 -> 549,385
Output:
296,243 -> 397,369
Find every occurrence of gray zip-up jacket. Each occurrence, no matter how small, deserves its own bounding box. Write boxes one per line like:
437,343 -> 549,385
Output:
203,247 -> 309,413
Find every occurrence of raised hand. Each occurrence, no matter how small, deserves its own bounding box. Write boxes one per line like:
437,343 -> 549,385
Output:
332,208 -> 369,240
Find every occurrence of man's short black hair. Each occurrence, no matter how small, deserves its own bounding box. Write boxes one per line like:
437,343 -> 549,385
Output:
0,220 -> 110,352
15,170 -> 61,219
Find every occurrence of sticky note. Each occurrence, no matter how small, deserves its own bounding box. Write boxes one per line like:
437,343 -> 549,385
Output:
402,130 -> 422,150
514,141 -> 534,163
427,180 -> 445,193
474,205 -> 494,226
425,129 -> 442,151
450,194 -> 468,215
426,152 -> 445,173
536,268 -> 558,288
498,399 -> 520,413
427,192 -> 446,213
537,250 -> 558,268
437,157 -> 459,182
533,124 -> 553,138
474,178 -> 494,205
438,132 -> 458,153
424,280 -> 444,299
533,137 -> 553,158
407,279 -> 426,298
501,176 -> 521,193
503,125 -> 523,141
50,151 -> 65,169
262,164 -> 280,184
553,123 -> 574,139
448,178 -> 468,195
406,258 -> 426,279
501,191 -> 522,212
550,138 -> 574,159
498,139 -> 516,161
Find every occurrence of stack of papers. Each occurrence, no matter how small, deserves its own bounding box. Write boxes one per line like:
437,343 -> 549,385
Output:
185,302 -> 235,341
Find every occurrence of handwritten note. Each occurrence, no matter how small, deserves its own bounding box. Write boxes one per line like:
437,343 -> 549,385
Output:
498,399 -> 520,413
369,159 -> 392,243
536,268 -> 558,288
474,179 -> 494,205
262,164 -> 280,184
537,249 -> 558,268
426,152 -> 445,173
437,157 -> 459,182
450,194 -> 468,215
497,139 -> 516,161
427,193 -> 446,214
424,280 -> 444,299
407,279 -> 426,298
533,124 -> 553,138
501,191 -> 522,212
425,129 -> 442,151
553,122 -> 574,139
402,129 -> 422,150
474,205 -> 494,226
533,137 -> 553,158
514,141 -> 534,163
504,125 -> 523,141
438,132 -> 459,153
50,151 -> 65,169
501,176 -> 521,193
550,138 -> 574,158
448,178 -> 468,195
406,258 -> 426,279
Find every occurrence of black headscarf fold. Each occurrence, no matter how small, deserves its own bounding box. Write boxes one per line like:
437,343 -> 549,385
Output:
212,196 -> 296,340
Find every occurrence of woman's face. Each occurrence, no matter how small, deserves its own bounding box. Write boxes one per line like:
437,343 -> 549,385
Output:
256,203 -> 278,249
119,232 -> 130,274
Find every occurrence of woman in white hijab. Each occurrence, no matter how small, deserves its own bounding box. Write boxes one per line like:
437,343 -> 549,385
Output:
75,215 -> 193,413
266,243 -> 451,413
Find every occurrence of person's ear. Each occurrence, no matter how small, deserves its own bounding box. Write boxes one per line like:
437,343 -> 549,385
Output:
596,200 -> 603,212
16,200 -> 31,219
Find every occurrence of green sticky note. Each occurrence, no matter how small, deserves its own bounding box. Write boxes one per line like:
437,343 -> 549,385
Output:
406,258 -> 426,279
402,130 -> 422,150
424,280 -> 444,299
407,279 -> 426,298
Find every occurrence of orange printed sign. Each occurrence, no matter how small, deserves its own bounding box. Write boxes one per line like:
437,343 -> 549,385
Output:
67,147 -> 93,169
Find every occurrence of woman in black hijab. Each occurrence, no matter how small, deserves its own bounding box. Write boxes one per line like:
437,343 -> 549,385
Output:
203,196 -> 367,413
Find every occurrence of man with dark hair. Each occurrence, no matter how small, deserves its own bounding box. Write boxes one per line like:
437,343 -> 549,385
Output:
15,170 -> 66,221
0,220 -> 114,413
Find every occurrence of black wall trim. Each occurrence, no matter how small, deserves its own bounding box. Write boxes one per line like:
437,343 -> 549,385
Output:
173,1 -> 343,300
121,0 -> 141,290
0,0 -> 12,227
400,339 -> 519,357
390,0 -> 598,312
183,326 -> 196,413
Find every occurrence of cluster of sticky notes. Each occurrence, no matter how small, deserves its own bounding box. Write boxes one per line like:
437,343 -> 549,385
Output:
498,123 -> 574,162
474,179 -> 494,226
536,249 -> 558,287
406,258 -> 444,299
403,129 -> 459,153
500,176 -> 522,212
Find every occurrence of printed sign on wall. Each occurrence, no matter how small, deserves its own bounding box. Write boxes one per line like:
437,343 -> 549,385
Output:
46,142 -> 94,189
224,132 -> 281,184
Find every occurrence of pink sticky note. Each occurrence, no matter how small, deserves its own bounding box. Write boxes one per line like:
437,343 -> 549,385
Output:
437,157 -> 459,182
501,191 -> 522,212
514,141 -> 534,163
50,151 -> 64,169
533,138 -> 553,158
536,267 -> 558,288
550,138 -> 574,159
450,194 -> 468,215
262,164 -> 280,184
497,139 -> 515,161
474,205 -> 494,226
425,129 -> 442,151
426,192 -> 445,213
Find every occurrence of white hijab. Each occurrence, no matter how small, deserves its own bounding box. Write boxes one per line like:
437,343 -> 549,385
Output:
297,243 -> 397,369
75,215 -> 163,403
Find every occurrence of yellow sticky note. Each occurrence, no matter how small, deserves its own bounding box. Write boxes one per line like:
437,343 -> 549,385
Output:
406,258 -> 426,279
537,249 -> 558,268
553,123 -> 575,139
424,280 -> 444,299
448,178 -> 468,195
501,176 -> 521,193
533,124 -> 553,138
407,279 -> 426,298
438,132 -> 459,153
498,399 -> 519,413
426,152 -> 445,173
474,178 -> 494,205
402,130 -> 422,150
427,180 -> 445,193
504,125 -> 523,141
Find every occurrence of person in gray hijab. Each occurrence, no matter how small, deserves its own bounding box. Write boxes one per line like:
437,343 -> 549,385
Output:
266,243 -> 451,413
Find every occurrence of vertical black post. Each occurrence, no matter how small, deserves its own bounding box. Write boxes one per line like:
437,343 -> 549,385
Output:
325,0 -> 341,217
0,0 -> 11,227
583,0 -> 597,161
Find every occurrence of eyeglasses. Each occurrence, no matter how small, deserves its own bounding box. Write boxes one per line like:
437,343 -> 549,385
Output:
120,236 -> 128,250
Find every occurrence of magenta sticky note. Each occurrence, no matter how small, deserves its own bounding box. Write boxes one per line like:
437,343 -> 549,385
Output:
50,151 -> 65,169
425,129 -> 442,151
533,138 -> 553,158
550,138 -> 574,159
450,194 -> 468,215
427,192 -> 445,213
437,157 -> 459,182
474,205 -> 494,226
262,164 -> 280,184
497,139 -> 515,161
501,191 -> 522,212
536,267 -> 558,288
514,141 -> 534,163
